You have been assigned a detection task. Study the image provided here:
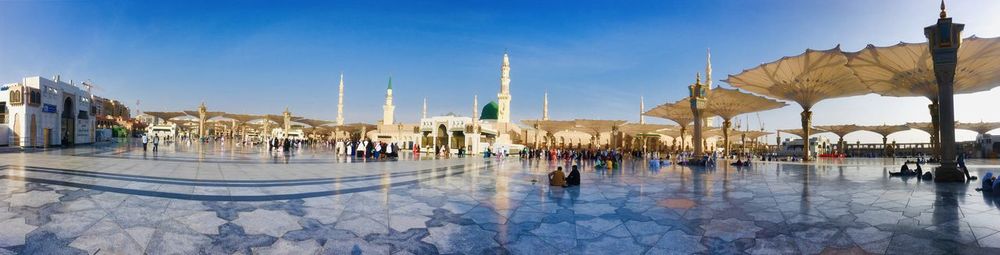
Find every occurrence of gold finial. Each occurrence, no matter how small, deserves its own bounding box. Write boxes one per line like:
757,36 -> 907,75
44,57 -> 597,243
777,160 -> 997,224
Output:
940,0 -> 947,18
696,72 -> 701,84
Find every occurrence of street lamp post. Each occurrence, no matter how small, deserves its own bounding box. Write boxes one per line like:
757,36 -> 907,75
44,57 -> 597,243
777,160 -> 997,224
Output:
925,2 -> 965,182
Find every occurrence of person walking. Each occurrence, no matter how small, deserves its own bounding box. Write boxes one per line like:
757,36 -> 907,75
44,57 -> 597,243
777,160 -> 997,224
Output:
153,134 -> 160,152
141,134 -> 148,151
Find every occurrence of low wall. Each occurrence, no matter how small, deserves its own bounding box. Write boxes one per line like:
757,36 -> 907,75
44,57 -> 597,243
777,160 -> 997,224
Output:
0,124 -> 8,146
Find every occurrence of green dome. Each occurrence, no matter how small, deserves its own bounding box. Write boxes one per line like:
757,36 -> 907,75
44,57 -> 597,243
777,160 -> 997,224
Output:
480,101 -> 499,120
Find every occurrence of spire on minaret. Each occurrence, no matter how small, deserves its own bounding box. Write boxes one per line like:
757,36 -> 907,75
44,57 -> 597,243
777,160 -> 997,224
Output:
705,48 -> 713,87
640,96 -> 646,124
336,72 -> 345,125
940,0 -> 947,18
696,72 -> 701,84
542,91 -> 549,121
382,76 -> 395,125
422,98 -> 427,119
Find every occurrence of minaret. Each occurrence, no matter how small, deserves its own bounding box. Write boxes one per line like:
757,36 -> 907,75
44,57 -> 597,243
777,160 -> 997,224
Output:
422,98 -> 427,119
282,107 -> 292,132
473,95 -> 479,127
705,48 -> 713,87
639,96 -> 646,124
703,49 -> 714,127
336,73 -> 345,125
497,51 -> 512,124
542,91 -> 549,121
198,102 -> 207,138
382,76 -> 395,125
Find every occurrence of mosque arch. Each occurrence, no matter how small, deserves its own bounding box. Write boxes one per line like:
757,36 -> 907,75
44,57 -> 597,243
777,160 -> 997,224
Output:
436,124 -> 448,149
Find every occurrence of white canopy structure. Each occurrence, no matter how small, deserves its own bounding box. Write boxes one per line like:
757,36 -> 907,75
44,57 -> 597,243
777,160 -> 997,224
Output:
725,47 -> 867,160
846,36 -> 1000,159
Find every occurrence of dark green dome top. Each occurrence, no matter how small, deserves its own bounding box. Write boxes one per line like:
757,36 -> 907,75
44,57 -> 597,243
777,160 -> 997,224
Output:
480,101 -> 499,120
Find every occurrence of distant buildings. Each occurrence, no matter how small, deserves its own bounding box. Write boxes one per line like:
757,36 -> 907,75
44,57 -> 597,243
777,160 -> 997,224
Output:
0,75 -> 132,147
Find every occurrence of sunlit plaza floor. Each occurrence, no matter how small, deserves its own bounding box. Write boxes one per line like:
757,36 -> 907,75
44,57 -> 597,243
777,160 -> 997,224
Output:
2,141 -> 1000,254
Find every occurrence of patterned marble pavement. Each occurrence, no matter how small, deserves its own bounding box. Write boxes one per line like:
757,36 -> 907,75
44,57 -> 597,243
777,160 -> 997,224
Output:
2,142 -> 1000,254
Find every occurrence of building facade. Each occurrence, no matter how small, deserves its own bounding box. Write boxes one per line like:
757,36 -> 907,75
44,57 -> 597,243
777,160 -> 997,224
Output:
0,76 -> 95,147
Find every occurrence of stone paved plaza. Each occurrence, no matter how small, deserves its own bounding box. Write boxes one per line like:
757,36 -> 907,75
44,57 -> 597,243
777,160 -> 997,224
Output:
2,142 -> 1000,254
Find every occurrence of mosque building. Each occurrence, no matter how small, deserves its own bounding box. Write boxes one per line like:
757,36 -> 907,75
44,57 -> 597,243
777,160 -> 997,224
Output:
132,51 -> 528,154
418,51 -> 523,154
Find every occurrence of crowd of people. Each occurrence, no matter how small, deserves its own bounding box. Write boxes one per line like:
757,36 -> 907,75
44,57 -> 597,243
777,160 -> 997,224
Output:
893,153 -> 981,182
332,139 -> 401,159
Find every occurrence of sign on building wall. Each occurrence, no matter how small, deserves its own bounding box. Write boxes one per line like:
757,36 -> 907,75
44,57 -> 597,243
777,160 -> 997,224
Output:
76,120 -> 90,143
42,104 -> 57,113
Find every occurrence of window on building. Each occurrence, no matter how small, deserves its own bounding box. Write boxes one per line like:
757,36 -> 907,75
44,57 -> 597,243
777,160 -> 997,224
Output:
91,105 -> 97,116
9,88 -> 23,105
78,110 -> 89,120
0,102 -> 6,123
27,88 -> 41,106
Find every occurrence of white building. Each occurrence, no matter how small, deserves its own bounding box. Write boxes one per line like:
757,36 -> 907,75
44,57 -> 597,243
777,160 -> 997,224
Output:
976,134 -> 1000,158
0,76 -> 95,147
778,137 -> 833,157
420,114 -> 487,154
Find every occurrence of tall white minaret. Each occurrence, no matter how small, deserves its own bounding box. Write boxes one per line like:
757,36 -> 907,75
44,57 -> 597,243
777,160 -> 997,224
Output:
336,73 -> 345,125
542,91 -> 549,121
497,51 -> 512,124
382,76 -> 395,125
422,98 -> 427,119
473,95 -> 479,126
704,49 -> 714,127
706,48 -> 713,88
640,96 -> 646,124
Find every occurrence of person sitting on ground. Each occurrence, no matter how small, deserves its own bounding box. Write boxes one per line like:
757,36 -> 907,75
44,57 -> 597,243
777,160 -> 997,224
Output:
977,172 -> 995,192
922,171 -> 933,180
566,165 -> 581,186
548,166 -> 567,187
890,163 -> 917,176
958,153 -> 978,180
994,175 -> 1000,194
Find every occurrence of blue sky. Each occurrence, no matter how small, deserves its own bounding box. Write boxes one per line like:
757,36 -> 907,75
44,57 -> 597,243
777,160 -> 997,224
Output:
2,0 -> 999,144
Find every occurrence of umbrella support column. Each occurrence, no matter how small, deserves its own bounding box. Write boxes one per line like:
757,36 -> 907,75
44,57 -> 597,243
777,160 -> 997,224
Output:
838,137 -> 845,156
801,109 -> 812,161
882,136 -> 889,158
929,101 -> 941,161
722,119 -> 731,157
